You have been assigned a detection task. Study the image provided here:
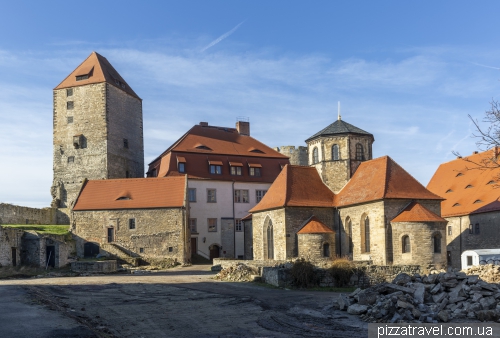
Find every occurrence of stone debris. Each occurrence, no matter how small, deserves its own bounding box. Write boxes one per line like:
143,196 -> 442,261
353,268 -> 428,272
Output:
214,263 -> 258,282
463,264 -> 500,284
338,269 -> 500,323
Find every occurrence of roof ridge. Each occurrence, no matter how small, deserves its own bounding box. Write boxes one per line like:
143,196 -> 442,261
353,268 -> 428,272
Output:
284,164 -> 291,206
382,156 -> 391,198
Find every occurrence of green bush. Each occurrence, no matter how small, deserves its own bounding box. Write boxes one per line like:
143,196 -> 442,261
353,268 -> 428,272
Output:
328,258 -> 357,287
290,258 -> 318,288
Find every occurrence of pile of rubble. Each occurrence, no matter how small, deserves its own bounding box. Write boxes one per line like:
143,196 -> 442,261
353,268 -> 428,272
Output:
463,264 -> 500,284
214,263 -> 258,282
337,271 -> 500,323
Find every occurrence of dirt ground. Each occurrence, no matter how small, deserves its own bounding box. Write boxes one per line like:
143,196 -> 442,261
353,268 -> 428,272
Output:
0,264 -> 368,338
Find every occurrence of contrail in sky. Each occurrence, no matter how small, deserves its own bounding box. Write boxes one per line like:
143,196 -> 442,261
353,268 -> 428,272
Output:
201,21 -> 245,52
470,62 -> 500,70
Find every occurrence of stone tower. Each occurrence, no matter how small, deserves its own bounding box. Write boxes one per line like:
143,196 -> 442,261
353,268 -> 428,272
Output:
305,117 -> 374,193
51,52 -> 144,215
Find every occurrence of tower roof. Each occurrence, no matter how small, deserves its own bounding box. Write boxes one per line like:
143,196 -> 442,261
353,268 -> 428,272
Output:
54,52 -> 140,100
391,201 -> 447,223
334,156 -> 443,207
297,216 -> 335,234
306,119 -> 373,142
249,165 -> 335,213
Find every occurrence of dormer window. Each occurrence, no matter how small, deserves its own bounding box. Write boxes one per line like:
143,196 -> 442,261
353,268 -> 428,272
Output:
178,163 -> 185,173
230,162 -> 243,176
452,203 -> 461,207
249,163 -> 262,177
117,196 -> 131,200
76,75 -> 89,81
445,189 -> 453,193
465,185 -> 473,189
249,148 -> 265,154
473,199 -> 483,204
196,144 -> 212,151
75,66 -> 93,81
487,180 -> 495,185
456,173 -> 463,177
209,160 -> 222,175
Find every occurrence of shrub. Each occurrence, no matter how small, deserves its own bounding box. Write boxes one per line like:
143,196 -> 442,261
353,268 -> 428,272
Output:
328,258 -> 357,287
290,258 -> 318,288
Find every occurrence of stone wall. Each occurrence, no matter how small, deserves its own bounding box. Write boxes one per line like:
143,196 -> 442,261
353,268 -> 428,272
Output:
297,233 -> 335,260
72,207 -> 190,264
20,232 -> 75,268
446,211 -> 500,269
391,221 -> 446,269
243,219 -> 253,260
274,146 -> 307,166
252,207 -> 334,261
71,260 -> 118,273
0,203 -> 57,225
0,226 -> 23,266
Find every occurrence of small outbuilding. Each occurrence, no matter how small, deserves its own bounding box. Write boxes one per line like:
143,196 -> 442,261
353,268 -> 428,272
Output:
461,249 -> 500,269
297,216 -> 335,260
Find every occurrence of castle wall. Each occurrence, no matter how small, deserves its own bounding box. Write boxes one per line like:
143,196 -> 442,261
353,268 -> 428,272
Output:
0,203 -> 56,225
72,208 -> 189,264
274,146 -> 307,166
52,83 -> 108,208
0,226 -> 23,266
106,84 -> 144,179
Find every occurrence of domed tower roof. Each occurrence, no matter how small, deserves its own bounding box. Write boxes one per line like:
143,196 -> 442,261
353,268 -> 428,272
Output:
305,119 -> 373,142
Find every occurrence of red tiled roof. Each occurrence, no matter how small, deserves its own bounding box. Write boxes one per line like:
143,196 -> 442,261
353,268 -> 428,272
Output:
391,201 -> 447,223
334,156 -> 442,207
54,52 -> 140,100
427,149 -> 500,217
249,165 -> 335,212
73,176 -> 186,211
149,123 -> 289,183
297,216 -> 335,234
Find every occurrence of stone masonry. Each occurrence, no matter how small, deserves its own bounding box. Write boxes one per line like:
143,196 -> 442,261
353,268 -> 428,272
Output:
0,203 -> 57,225
274,146 -> 308,166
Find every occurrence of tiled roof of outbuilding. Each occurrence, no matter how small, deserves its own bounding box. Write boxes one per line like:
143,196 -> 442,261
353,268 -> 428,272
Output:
73,176 -> 186,211
297,216 -> 335,234
334,156 -> 442,207
55,52 -> 140,100
249,165 -> 335,212
427,149 -> 500,217
306,119 -> 373,142
391,201 -> 447,223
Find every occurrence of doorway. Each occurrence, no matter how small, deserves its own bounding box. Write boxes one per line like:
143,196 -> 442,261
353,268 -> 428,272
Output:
11,248 -> 16,267
46,246 -> 56,268
84,242 -> 100,258
107,228 -> 114,243
447,251 -> 452,266
191,238 -> 197,255
209,244 -> 220,260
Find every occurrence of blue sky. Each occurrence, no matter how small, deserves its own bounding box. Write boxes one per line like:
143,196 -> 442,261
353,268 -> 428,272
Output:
1,1 -> 500,207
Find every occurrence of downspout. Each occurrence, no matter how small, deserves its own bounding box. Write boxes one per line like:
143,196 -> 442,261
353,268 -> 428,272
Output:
232,180 -> 236,258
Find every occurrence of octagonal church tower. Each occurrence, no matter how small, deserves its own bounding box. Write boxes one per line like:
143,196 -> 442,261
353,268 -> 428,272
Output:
51,52 -> 144,216
305,116 -> 374,193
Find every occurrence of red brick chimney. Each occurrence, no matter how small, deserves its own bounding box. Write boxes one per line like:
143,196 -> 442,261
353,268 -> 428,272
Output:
236,118 -> 250,136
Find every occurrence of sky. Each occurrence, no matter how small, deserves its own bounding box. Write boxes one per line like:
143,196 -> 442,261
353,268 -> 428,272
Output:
1,1 -> 500,208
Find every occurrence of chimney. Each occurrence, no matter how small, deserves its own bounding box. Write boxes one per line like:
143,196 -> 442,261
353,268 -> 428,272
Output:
473,151 -> 479,155
236,117 -> 250,136
199,122 -> 208,126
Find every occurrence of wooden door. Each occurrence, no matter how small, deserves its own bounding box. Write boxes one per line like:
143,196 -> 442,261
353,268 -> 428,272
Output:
209,245 -> 220,260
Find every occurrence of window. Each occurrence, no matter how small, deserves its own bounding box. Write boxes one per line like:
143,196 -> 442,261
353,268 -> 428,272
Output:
123,139 -> 129,149
67,116 -> 73,124
469,224 -> 473,234
256,190 -> 267,203
230,166 -> 242,176
66,88 -> 73,96
467,255 -> 473,266
356,143 -> 364,161
445,189 -> 452,193
235,219 -> 243,232
453,203 -> 461,207
188,188 -> 196,202
207,189 -> 216,203
139,248 -> 144,253
129,218 -> 136,230
332,144 -> 339,161
487,180 -> 495,185
465,185 -> 473,189
402,235 -> 410,253
363,216 -> 370,253
67,101 -> 74,110
234,189 -> 249,203
475,223 -> 480,234
208,218 -> 217,232
313,147 -> 319,164
210,165 -> 222,175
323,243 -> 330,257
68,156 -> 74,163
178,163 -> 185,173
76,75 -> 89,81
433,233 -> 441,253
456,173 -> 463,177
347,218 -> 353,254
474,199 -> 482,204
249,167 -> 261,177
168,247 -> 173,252
189,218 -> 197,233
448,226 -> 452,236
125,171 -> 130,178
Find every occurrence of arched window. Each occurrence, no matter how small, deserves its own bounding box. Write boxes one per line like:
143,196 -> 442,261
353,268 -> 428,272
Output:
332,144 -> 339,161
355,143 -> 364,161
323,243 -> 330,257
266,221 -> 274,260
433,233 -> 441,253
362,216 -> 370,253
312,147 -> 319,164
346,217 -> 353,254
402,235 -> 410,253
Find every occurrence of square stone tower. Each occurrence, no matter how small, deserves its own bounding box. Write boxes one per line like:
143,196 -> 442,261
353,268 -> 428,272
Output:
51,52 -> 144,216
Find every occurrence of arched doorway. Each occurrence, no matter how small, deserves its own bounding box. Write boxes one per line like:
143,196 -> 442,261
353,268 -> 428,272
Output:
209,244 -> 220,260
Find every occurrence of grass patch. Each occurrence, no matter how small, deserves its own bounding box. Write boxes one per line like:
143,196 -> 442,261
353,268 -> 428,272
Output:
2,225 -> 70,236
